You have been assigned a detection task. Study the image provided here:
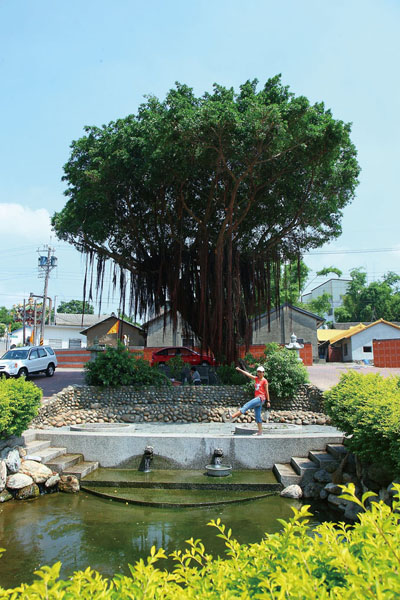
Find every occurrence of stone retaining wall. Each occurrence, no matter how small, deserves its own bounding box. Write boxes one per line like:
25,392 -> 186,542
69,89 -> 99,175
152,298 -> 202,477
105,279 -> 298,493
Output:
31,384 -> 327,428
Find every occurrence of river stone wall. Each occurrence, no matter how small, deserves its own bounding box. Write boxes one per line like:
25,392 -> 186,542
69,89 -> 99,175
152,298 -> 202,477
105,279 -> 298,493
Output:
31,384 -> 328,429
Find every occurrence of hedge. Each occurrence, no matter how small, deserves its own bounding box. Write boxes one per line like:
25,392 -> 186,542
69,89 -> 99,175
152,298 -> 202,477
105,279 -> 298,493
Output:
324,371 -> 400,475
0,377 -> 42,439
1,485 -> 400,598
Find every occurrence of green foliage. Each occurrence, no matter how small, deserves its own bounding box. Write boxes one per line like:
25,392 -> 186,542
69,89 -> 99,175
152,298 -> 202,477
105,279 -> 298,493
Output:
324,371 -> 400,473
57,299 -> 94,314
335,268 -> 400,322
2,485 -> 400,599
84,344 -> 170,387
216,363 -> 246,385
258,347 -> 309,399
298,291 -> 333,318
166,355 -> 186,380
317,266 -> 343,278
0,377 -> 42,439
53,77 -> 359,364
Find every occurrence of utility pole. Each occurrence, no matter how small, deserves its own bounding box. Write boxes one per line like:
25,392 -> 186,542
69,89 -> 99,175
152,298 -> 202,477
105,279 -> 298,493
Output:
37,245 -> 57,345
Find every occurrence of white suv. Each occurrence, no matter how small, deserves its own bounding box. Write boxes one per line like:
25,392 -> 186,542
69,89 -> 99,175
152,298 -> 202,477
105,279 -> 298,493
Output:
0,346 -> 58,378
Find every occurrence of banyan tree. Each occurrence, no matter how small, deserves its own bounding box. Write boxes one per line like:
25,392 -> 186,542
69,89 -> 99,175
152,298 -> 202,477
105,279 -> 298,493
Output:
52,77 -> 359,363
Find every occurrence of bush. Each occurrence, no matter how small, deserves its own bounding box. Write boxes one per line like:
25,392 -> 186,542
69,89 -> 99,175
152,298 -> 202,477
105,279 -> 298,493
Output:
0,377 -> 42,439
248,347 -> 309,399
84,344 -> 171,387
216,363 -> 245,385
324,371 -> 400,474
1,485 -> 400,599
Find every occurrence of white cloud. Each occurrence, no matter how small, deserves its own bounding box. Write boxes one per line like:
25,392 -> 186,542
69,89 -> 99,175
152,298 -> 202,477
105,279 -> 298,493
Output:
0,203 -> 52,242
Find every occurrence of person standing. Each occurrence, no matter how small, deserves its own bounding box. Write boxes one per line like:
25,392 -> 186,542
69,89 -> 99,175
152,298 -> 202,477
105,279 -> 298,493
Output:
224,365 -> 270,436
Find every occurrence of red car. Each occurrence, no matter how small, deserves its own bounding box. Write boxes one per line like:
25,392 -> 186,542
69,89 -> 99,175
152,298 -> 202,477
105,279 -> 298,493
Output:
151,346 -> 216,367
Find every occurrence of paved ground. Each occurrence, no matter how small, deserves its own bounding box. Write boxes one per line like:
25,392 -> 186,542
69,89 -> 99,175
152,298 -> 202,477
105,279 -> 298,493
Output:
32,363 -> 400,399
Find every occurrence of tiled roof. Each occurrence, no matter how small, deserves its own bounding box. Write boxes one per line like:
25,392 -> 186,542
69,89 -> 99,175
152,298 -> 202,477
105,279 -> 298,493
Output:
54,313 -> 111,327
324,319 -> 400,345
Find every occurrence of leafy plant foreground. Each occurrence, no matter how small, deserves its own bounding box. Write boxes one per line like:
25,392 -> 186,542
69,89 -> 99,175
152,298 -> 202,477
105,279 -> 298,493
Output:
1,485 -> 399,599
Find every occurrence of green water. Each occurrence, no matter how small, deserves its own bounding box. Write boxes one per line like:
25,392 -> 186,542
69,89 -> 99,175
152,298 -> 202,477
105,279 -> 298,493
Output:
0,491 -> 329,590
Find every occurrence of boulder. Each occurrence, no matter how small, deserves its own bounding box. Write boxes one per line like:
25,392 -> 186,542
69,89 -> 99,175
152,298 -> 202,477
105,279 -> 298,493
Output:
5,449 -> 21,474
0,489 -> 12,503
0,459 -> 6,492
19,460 -> 53,484
6,473 -> 34,489
15,483 -> 40,500
343,499 -> 363,521
302,482 -> 323,499
327,493 -> 345,509
45,473 -> 61,488
280,484 -> 302,499
25,455 -> 42,463
314,469 -> 332,484
324,482 -> 343,495
59,475 -> 80,493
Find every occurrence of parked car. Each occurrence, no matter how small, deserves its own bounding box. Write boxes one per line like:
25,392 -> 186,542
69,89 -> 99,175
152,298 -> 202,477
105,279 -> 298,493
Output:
151,346 -> 216,367
0,345 -> 58,378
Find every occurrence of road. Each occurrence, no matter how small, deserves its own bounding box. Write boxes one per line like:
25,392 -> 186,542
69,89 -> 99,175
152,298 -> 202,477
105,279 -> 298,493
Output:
30,363 -> 400,399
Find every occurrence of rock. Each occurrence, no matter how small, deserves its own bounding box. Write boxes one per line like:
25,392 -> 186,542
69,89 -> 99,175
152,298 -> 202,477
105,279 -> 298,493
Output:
281,485 -> 303,499
0,446 -> 11,460
25,455 -> 42,463
343,499 -> 363,521
302,482 -> 323,499
320,488 -> 328,500
15,483 -> 40,500
59,475 -> 80,493
0,489 -> 13,503
45,473 -> 61,488
324,482 -> 343,495
0,459 -> 6,492
6,473 -> 34,489
19,460 -> 53,484
121,414 -> 136,423
366,463 -> 393,487
314,469 -> 332,484
18,447 -> 27,458
327,493 -> 345,509
5,448 -> 21,474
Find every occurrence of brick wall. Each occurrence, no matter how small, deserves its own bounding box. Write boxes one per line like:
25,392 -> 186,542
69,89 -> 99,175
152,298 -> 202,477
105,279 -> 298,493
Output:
373,339 -> 400,367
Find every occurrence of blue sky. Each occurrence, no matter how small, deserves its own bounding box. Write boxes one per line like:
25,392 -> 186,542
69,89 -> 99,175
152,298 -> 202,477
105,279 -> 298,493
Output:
0,0 -> 399,315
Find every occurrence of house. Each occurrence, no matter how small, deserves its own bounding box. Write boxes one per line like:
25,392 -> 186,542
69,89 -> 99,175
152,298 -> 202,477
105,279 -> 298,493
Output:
251,303 -> 324,360
144,310 -> 198,348
301,278 -> 351,323
80,315 -> 146,348
317,319 -> 400,362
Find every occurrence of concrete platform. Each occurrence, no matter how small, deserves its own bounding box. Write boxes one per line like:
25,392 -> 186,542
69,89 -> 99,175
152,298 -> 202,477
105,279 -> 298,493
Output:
28,423 -> 344,470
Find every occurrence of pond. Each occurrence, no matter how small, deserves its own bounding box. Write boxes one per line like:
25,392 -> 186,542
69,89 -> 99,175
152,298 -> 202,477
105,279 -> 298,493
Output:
0,492 -> 333,589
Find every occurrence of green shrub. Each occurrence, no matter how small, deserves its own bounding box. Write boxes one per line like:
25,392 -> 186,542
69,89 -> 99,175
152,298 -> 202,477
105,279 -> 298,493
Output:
1,485 -> 400,599
324,371 -> 400,474
166,355 -> 186,380
0,377 -> 42,439
216,363 -> 245,385
245,347 -> 309,399
84,344 -> 171,387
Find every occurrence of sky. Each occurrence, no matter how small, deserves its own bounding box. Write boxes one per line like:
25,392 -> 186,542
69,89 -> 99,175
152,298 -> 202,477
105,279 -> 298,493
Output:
0,0 -> 399,317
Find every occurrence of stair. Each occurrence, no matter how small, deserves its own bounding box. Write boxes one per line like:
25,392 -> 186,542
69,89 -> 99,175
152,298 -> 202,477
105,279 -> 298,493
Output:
273,444 -> 345,487
24,438 -> 99,480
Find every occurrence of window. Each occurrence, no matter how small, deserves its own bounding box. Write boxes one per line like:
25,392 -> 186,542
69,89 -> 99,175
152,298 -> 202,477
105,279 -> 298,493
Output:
48,339 -> 62,349
38,348 -> 47,357
69,339 -> 82,349
29,349 -> 39,359
363,346 -> 372,353
344,343 -> 348,356
328,308 -> 333,316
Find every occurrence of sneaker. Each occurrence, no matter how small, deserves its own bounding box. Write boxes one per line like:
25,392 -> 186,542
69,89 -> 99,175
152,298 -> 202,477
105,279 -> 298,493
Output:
222,412 -> 234,423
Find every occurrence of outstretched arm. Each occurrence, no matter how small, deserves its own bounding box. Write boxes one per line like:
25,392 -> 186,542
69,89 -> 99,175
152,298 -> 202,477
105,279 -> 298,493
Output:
235,366 -> 256,380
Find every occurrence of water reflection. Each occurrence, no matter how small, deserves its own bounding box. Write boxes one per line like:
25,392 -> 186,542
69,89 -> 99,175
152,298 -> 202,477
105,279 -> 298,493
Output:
0,492 -> 313,589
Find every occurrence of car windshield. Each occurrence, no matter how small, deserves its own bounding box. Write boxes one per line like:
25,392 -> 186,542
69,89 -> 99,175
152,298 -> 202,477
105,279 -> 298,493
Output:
2,350 -> 29,360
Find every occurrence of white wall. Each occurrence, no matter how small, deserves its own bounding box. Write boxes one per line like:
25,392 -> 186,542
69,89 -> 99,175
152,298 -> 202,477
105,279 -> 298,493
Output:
43,325 -> 88,349
347,323 -> 400,362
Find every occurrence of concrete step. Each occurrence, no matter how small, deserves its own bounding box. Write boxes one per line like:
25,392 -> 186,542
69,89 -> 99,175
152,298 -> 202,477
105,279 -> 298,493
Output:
308,450 -> 339,471
64,461 -> 99,480
44,453 -> 84,473
273,463 -> 301,487
24,439 -> 51,454
22,430 -> 37,444
326,444 -> 348,460
36,447 -> 67,462
290,457 -> 318,482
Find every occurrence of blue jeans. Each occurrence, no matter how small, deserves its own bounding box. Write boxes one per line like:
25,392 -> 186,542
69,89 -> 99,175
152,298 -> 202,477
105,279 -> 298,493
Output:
240,397 -> 263,423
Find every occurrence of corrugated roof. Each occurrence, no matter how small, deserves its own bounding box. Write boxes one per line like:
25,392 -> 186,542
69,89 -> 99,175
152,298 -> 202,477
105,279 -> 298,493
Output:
55,313 -> 111,327
317,329 -> 347,342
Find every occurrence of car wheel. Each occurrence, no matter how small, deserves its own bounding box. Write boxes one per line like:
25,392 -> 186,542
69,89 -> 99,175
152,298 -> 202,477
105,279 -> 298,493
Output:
46,363 -> 55,377
18,368 -> 29,378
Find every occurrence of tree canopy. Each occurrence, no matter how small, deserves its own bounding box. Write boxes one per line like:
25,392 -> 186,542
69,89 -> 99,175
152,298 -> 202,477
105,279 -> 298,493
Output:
53,77 -> 359,362
335,268 -> 400,322
57,299 -> 94,314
